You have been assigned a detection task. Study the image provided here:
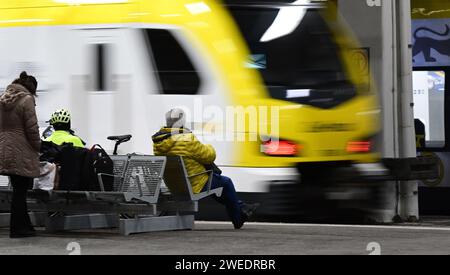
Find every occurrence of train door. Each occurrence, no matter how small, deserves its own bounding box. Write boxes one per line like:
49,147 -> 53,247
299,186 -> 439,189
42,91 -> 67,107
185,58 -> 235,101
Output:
66,28 -> 126,150
64,27 -> 179,155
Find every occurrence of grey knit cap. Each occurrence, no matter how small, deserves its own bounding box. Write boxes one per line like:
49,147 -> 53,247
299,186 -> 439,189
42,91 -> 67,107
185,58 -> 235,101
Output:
165,108 -> 186,128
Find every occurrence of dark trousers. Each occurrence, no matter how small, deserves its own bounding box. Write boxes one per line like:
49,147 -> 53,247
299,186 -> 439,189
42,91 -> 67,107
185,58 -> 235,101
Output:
203,174 -> 243,226
9,175 -> 33,233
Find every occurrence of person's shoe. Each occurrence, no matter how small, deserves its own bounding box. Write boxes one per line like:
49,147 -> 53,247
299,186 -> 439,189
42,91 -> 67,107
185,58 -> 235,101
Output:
233,219 -> 245,230
10,230 -> 36,239
241,203 -> 260,220
233,203 -> 260,230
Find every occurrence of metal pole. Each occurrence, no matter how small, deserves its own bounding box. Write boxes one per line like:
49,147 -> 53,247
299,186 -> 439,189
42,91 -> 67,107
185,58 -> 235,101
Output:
396,0 -> 419,221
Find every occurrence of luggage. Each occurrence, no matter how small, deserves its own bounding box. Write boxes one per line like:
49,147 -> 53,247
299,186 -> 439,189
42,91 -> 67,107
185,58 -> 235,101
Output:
42,141 -> 113,192
58,144 -> 87,191
82,144 -> 114,191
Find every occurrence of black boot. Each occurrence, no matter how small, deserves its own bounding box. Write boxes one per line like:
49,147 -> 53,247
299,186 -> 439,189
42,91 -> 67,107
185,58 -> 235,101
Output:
241,203 -> 260,219
234,203 -> 260,229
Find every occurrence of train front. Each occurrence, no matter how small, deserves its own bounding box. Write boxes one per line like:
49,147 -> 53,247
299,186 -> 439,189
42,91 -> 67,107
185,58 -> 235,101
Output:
223,1 -> 382,220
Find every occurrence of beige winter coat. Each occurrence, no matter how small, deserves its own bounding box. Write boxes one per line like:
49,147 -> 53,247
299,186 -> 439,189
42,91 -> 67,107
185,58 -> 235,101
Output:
0,84 -> 41,178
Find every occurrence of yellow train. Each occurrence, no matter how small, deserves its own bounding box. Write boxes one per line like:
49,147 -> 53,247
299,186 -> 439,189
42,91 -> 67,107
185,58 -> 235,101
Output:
0,0 -> 383,209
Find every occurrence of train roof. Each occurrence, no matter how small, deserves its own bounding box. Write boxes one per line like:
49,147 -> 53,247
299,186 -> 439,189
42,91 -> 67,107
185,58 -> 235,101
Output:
0,0 -> 131,9
0,0 -> 329,10
223,0 -> 328,6
0,0 -> 226,27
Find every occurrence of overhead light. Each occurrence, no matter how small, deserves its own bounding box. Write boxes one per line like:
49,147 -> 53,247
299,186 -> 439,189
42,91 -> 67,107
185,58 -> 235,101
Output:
260,0 -> 307,42
185,2 -> 211,15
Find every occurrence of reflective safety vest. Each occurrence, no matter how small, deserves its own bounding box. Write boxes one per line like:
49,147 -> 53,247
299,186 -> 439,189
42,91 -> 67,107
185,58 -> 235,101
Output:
45,130 -> 85,148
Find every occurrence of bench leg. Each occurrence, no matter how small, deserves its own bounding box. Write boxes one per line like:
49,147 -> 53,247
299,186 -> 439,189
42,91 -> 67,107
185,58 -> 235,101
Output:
46,214 -> 120,232
30,212 -> 47,227
0,213 -> 9,228
119,215 -> 195,236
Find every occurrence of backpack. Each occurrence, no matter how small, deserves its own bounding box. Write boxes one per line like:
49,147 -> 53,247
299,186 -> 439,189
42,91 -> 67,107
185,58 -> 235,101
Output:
82,144 -> 114,191
58,144 -> 88,191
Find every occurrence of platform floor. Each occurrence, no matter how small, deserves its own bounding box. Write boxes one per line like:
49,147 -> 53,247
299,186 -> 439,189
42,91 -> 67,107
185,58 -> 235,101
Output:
0,217 -> 449,255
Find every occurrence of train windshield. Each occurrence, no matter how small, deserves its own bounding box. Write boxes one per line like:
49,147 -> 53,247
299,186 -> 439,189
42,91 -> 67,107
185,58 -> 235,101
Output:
228,6 -> 356,109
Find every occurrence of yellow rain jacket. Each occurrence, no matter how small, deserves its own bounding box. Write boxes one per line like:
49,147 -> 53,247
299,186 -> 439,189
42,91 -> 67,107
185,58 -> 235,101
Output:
152,128 -> 216,193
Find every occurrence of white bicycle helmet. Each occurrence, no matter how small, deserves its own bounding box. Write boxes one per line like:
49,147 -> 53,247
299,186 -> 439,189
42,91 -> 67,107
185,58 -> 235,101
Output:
50,109 -> 71,125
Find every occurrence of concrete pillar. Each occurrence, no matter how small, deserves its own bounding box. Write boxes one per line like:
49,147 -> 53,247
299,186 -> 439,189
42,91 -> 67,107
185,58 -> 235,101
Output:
395,0 -> 419,222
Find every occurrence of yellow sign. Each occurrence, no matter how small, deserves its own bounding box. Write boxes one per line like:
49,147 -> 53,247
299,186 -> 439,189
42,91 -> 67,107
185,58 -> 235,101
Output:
412,0 -> 450,19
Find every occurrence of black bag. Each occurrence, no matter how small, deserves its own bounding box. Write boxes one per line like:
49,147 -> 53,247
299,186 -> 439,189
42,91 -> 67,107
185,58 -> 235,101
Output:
58,144 -> 88,191
83,144 -> 114,191
40,141 -> 63,163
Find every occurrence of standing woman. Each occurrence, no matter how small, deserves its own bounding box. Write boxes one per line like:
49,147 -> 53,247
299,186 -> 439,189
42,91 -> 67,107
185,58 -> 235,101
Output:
0,71 -> 41,238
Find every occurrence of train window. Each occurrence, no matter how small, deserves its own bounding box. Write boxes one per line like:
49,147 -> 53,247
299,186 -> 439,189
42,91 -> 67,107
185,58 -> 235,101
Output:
228,6 -> 356,109
144,29 -> 200,95
92,43 -> 110,91
413,71 -> 446,148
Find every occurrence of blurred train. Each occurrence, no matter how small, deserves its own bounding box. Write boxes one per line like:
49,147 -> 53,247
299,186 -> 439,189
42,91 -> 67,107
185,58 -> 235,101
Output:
0,0 -> 272,191
0,0 -> 435,218
223,0 -> 386,218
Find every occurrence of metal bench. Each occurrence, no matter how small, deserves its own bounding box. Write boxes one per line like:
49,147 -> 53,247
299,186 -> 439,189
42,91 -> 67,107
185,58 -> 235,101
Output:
0,155 -> 222,235
0,176 -> 11,227
163,156 -> 223,201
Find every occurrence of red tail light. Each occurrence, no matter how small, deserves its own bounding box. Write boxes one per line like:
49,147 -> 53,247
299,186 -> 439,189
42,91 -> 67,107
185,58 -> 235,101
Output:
347,141 -> 371,153
262,140 -> 299,156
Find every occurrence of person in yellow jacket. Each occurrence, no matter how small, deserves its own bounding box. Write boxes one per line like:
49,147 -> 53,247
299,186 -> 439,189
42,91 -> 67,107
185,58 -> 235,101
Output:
152,109 -> 258,229
45,109 -> 85,148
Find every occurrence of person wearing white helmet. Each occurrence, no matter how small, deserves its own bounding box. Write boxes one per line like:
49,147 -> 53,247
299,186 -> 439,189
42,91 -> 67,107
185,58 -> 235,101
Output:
45,109 -> 85,148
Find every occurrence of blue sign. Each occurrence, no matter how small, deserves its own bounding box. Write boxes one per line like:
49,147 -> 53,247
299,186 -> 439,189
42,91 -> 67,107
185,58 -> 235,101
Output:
413,19 -> 450,67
